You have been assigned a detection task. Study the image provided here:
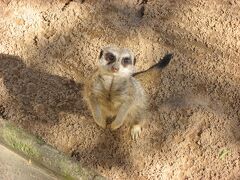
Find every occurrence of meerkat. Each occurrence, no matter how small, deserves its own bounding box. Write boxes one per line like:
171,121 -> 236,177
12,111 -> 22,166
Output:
84,46 -> 173,140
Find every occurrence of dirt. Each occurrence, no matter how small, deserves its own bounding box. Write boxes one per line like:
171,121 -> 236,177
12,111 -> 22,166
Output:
0,0 -> 240,179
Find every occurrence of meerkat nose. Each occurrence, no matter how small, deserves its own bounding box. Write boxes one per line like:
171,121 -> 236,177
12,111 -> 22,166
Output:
111,66 -> 119,72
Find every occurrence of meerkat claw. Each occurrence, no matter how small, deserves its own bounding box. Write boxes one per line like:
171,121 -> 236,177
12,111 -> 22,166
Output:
131,125 -> 142,140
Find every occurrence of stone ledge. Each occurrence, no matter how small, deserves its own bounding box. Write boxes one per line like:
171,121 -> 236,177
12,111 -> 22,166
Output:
0,118 -> 105,180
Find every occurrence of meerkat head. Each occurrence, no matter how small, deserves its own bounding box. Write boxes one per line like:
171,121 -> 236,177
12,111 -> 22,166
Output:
98,46 -> 136,77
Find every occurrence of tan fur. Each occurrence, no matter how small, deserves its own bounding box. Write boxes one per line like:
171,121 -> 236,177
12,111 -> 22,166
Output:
84,46 -> 147,140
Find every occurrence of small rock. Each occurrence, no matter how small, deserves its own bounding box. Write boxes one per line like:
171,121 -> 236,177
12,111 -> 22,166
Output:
15,18 -> 25,25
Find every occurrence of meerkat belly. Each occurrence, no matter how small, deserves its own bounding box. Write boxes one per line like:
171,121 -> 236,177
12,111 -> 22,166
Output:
99,89 -> 126,115
92,75 -> 131,116
101,98 -> 122,116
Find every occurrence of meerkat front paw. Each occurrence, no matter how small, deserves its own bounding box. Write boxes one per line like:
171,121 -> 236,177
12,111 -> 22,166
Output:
131,125 -> 142,140
94,118 -> 106,129
110,120 -> 122,130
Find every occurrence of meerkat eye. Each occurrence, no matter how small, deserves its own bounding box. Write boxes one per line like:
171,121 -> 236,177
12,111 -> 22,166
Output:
105,53 -> 116,63
122,57 -> 132,66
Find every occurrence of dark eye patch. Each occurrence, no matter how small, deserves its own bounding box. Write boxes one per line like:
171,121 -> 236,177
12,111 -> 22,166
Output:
121,57 -> 132,67
105,53 -> 116,64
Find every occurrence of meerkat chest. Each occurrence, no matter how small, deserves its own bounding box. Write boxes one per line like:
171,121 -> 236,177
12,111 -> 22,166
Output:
94,75 -> 129,103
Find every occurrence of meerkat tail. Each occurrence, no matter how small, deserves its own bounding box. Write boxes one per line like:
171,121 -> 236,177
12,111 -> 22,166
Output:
133,53 -> 173,77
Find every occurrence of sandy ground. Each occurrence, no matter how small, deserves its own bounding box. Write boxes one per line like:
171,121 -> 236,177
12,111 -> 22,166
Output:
0,0 -> 240,179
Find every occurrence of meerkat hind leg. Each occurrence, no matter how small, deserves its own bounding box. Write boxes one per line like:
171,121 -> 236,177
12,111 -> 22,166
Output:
129,109 -> 145,140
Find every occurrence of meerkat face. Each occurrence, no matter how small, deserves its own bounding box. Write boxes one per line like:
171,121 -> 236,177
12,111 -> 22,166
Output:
98,46 -> 136,77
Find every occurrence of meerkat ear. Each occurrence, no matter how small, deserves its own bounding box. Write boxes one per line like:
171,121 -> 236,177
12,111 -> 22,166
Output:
133,57 -> 136,65
99,49 -> 103,59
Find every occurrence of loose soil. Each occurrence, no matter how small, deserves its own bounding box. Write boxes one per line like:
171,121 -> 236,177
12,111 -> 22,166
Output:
0,0 -> 240,179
